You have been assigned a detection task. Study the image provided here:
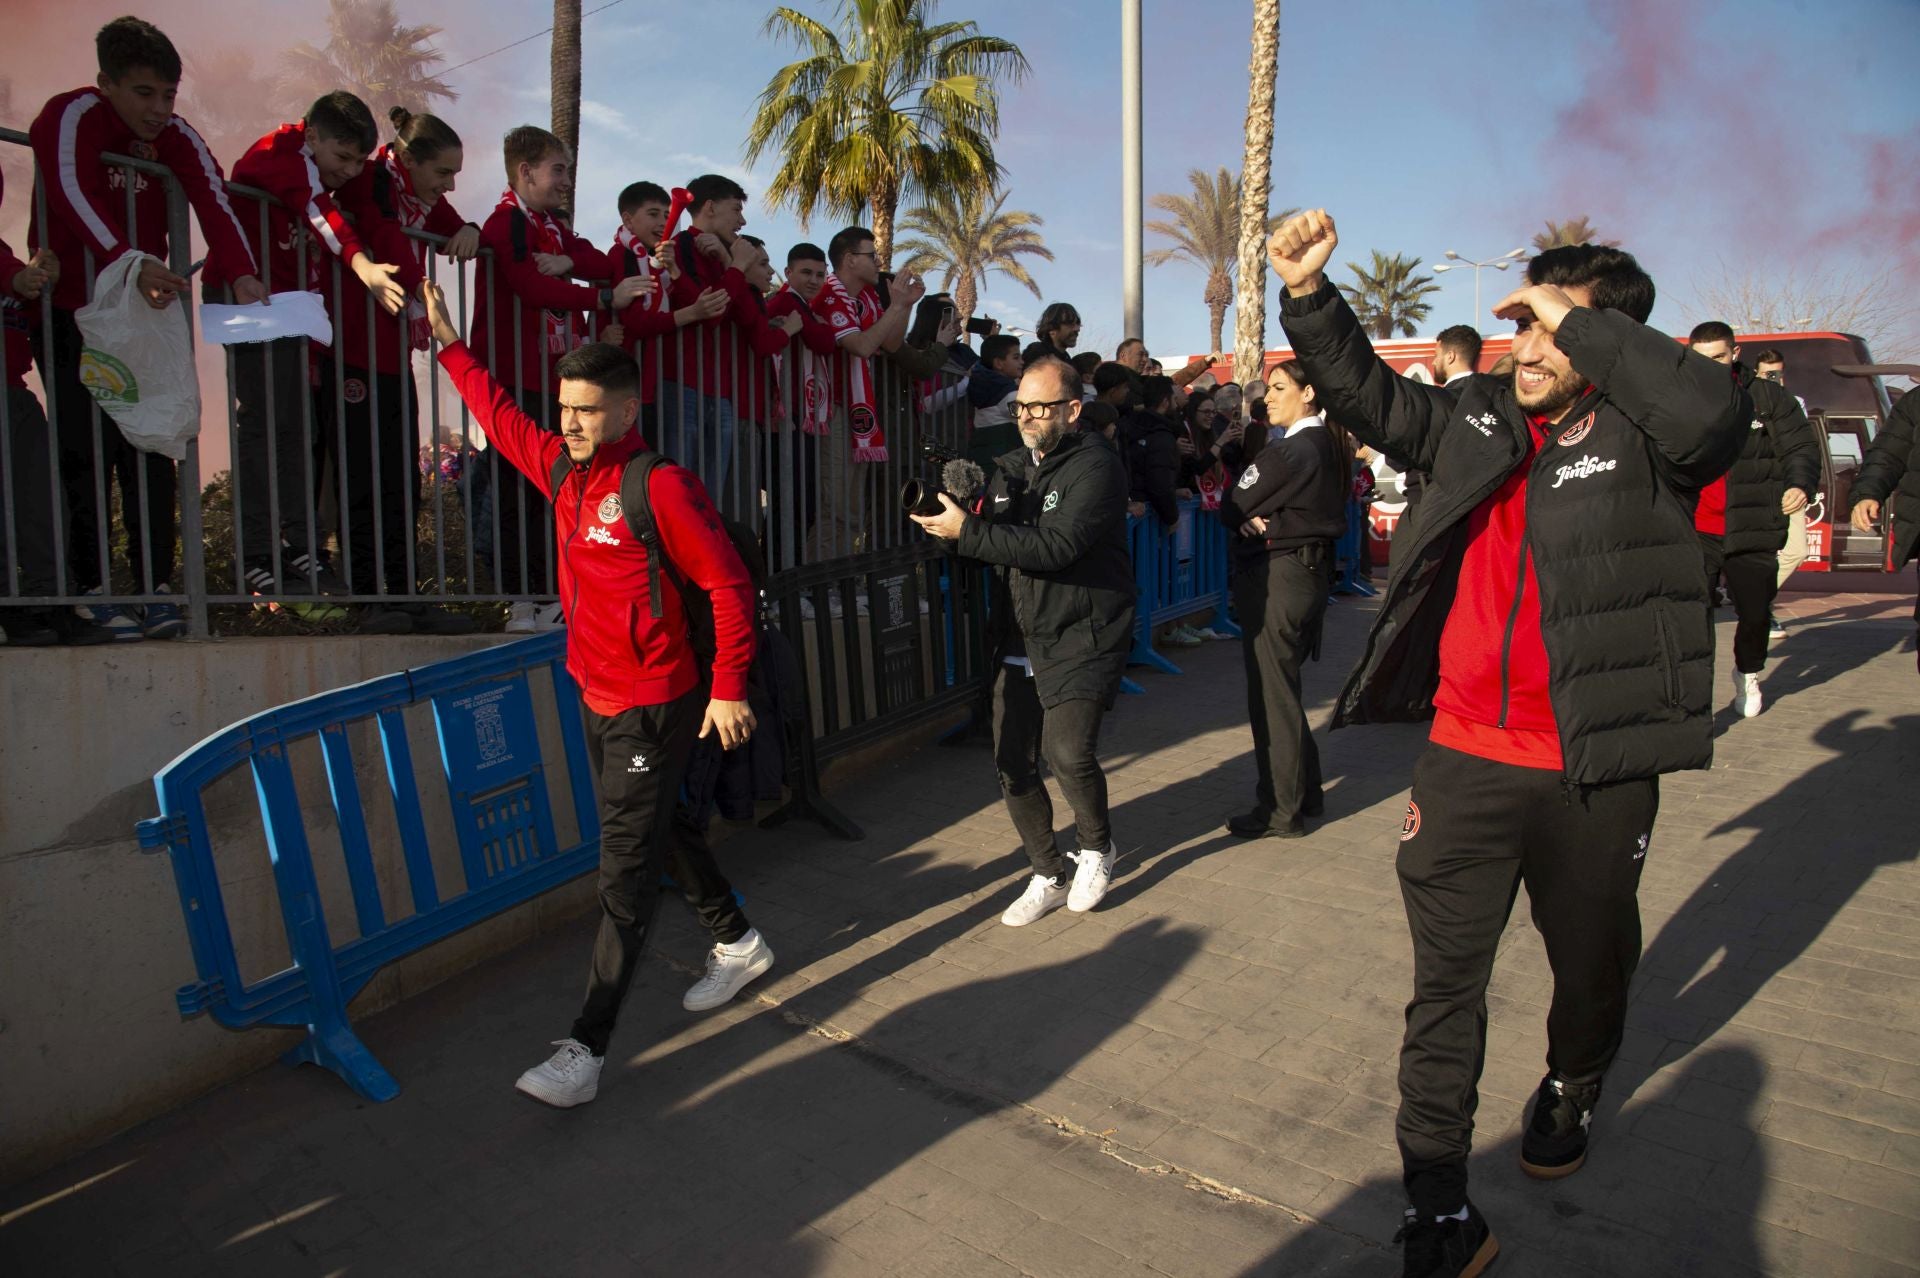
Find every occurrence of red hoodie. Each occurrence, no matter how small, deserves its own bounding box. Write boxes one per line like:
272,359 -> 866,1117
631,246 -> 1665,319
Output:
1428,407 -> 1580,771
611,230 -> 675,405
28,86 -> 256,312
437,340 -> 755,711
1693,475 -> 1728,536
222,123 -> 366,296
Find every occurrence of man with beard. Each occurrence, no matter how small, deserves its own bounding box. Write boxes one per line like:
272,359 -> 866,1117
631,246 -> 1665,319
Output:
1267,210 -> 1748,1277
910,358 -> 1135,926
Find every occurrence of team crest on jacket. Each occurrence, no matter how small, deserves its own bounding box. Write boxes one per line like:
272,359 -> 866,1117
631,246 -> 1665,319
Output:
1557,412 -> 1595,447
1042,490 -> 1060,512
1237,464 -> 1260,489
342,378 -> 368,405
1400,801 -> 1421,842
597,494 -> 623,524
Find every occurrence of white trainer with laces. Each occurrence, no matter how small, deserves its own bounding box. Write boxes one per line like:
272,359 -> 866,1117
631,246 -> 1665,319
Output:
1001,873 -> 1070,927
505,601 -> 538,634
533,601 -> 566,630
683,929 -> 776,1011
1067,843 -> 1116,912
1734,670 -> 1763,718
514,1038 -> 602,1107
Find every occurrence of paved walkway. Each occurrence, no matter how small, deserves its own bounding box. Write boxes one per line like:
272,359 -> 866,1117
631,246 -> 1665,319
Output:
3,583 -> 1916,1277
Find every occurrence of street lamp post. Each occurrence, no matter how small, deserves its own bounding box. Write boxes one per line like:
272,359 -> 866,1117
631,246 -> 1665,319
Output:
1431,247 -> 1528,326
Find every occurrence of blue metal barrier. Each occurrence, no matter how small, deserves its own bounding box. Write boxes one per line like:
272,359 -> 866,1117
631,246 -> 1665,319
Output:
1126,499 -> 1241,678
136,633 -> 595,1102
1333,497 -> 1379,597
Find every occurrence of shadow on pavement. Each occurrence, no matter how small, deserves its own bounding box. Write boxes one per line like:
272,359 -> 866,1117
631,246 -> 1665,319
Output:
1232,1045 -> 1772,1277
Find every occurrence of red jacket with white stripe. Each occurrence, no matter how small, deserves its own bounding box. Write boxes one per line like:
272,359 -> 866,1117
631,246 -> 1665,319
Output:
468,202 -> 614,393
331,147 -> 469,373
27,87 -> 256,312
221,123 -> 367,297
437,340 -> 755,711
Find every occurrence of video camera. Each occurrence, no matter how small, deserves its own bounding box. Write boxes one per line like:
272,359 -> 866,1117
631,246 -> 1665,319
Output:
901,437 -> 987,518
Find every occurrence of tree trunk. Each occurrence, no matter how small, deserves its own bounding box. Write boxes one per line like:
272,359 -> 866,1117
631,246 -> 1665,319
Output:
954,271 -> 979,321
1233,0 -> 1280,385
1208,300 -> 1227,357
871,183 -> 897,272
550,0 -> 582,168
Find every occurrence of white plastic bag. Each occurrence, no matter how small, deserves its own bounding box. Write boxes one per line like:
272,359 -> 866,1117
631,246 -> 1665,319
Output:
73,252 -> 202,461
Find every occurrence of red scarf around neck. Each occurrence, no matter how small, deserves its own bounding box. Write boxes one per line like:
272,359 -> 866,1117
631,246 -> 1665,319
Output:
497,189 -> 577,356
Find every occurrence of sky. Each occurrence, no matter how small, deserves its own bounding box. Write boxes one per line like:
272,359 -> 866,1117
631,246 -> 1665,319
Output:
5,0 -> 1920,373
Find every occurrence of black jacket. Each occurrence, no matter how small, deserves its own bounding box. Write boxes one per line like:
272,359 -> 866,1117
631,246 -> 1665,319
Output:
1121,407 -> 1181,527
1280,281 -> 1749,785
957,429 -> 1136,707
1853,389 -> 1920,568
1218,420 -> 1348,560
1720,366 -> 1820,555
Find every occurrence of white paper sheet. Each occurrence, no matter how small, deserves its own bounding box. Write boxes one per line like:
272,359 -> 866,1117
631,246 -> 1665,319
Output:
198,291 -> 334,347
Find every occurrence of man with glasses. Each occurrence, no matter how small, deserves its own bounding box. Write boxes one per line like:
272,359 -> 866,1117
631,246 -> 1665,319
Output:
911,358 -> 1135,925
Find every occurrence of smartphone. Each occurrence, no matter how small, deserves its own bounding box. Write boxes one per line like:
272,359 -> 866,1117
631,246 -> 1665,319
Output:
965,316 -> 996,336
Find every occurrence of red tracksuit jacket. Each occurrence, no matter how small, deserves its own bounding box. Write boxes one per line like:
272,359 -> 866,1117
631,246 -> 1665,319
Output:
332,146 -> 470,374
222,123 -> 367,296
468,202 -> 614,393
437,340 -> 755,711
28,86 -> 256,312
612,233 -> 675,405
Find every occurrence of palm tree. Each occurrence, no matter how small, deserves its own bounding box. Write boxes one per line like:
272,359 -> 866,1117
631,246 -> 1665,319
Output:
894,185 -> 1051,319
278,0 -> 454,124
1146,166 -> 1296,355
1532,216 -> 1618,252
183,50 -> 290,161
551,0 -> 582,166
1233,0 -> 1281,385
1340,251 -> 1441,339
745,0 -> 1029,267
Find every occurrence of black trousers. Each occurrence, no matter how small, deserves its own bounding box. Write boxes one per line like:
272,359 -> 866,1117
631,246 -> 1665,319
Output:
1698,532 -> 1775,673
571,692 -> 751,1056
2,385 -> 60,597
990,662 -> 1110,880
36,308 -> 175,590
231,336 -> 321,568
1395,745 -> 1657,1215
326,369 -> 420,595
475,388 -> 556,595
1232,548 -> 1331,831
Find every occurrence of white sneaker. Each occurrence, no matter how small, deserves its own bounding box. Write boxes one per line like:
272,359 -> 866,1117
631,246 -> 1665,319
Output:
1067,843 -> 1116,913
683,929 -> 776,1011
1001,873 -> 1070,927
77,588 -> 145,642
505,601 -> 538,633
1768,615 -> 1787,639
533,602 -> 566,630
1734,671 -> 1763,718
514,1038 -> 602,1108
1192,626 -> 1230,641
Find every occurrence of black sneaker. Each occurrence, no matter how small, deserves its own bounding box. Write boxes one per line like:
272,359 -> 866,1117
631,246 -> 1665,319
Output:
2,609 -> 61,646
1226,810 -> 1307,839
1395,1202 -> 1498,1278
1520,1073 -> 1599,1180
244,561 -> 318,597
357,606 -> 416,635
287,552 -> 351,596
399,603 -> 479,635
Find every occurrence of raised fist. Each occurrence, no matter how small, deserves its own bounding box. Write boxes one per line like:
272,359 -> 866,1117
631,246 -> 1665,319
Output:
1267,209 -> 1339,294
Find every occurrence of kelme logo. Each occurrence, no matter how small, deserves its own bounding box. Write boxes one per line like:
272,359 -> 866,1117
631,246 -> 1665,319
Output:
79,348 -> 139,408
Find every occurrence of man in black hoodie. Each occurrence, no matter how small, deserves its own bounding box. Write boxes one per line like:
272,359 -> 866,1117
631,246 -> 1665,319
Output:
1122,374 -> 1182,527
911,357 -> 1135,927
1268,210 -> 1747,1278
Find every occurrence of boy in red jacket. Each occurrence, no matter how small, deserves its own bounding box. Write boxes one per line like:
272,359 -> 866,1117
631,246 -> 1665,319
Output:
220,91 -> 406,602
28,16 -> 263,638
607,180 -> 728,444
662,173 -> 755,497
422,279 -> 775,1108
327,106 -> 480,635
470,126 -> 647,632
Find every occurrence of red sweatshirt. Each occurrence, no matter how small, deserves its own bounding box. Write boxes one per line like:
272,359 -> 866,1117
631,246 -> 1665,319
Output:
222,123 -> 366,296
437,340 -> 755,709
331,146 -> 470,374
1693,475 -> 1728,536
28,87 -> 256,312
765,289 -> 839,357
1428,410 -> 1566,771
468,200 -> 615,392
663,227 -> 749,401
612,231 -> 675,405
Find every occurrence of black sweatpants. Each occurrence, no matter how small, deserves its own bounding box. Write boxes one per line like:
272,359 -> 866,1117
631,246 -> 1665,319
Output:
2,386 -> 59,598
476,388 -> 557,596
571,692 -> 751,1056
231,335 -> 320,570
36,307 -> 176,590
1698,532 -> 1775,674
1232,547 -> 1331,830
1396,745 -> 1657,1215
991,662 -> 1111,881
326,369 -> 420,595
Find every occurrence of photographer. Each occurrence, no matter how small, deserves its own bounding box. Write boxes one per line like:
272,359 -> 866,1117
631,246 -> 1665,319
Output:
911,358 -> 1135,926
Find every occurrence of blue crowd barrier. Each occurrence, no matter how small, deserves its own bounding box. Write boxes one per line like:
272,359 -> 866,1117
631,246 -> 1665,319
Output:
1333,496 -> 1379,597
137,633 -> 597,1102
1125,498 -> 1241,680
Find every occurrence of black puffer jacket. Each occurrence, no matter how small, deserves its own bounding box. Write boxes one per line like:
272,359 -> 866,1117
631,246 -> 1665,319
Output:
1121,407 -> 1181,527
1852,389 -> 1920,569
958,429 -> 1135,706
1720,366 -> 1821,555
1280,281 -> 1749,784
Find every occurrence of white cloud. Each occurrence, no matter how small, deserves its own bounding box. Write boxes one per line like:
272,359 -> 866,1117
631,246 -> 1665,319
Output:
579,99 -> 642,140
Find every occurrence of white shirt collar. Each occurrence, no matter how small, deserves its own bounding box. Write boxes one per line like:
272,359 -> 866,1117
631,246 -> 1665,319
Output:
1444,371 -> 1473,386
1283,412 -> 1326,439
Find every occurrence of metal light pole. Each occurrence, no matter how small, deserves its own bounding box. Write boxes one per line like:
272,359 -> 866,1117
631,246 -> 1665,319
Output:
1122,0 -> 1143,340
1431,247 -> 1527,325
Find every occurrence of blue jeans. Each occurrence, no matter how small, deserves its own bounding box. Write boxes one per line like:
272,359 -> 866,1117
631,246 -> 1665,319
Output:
658,382 -> 737,499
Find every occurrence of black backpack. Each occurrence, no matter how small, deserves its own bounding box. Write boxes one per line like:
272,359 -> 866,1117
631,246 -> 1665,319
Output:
547,450 -> 767,666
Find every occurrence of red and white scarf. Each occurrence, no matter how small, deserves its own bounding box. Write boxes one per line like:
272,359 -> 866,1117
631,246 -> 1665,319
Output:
771,282 -> 831,436
816,272 -> 887,462
380,145 -> 435,350
612,226 -> 670,316
497,188 -> 576,355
